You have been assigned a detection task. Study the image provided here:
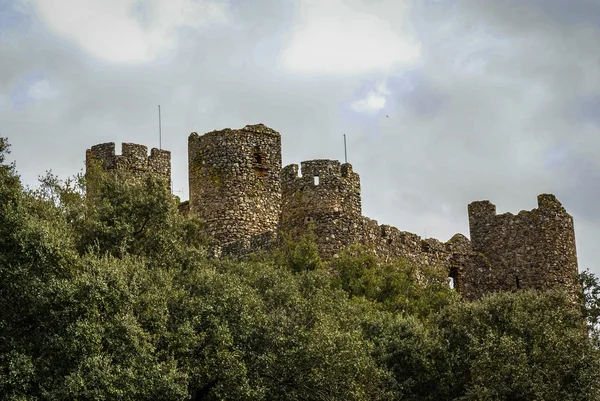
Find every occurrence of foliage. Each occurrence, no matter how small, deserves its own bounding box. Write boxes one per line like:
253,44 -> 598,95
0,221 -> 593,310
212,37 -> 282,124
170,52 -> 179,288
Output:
330,246 -> 458,319
267,225 -> 323,273
581,269 -> 600,345
436,290 -> 600,401
1,137 -> 599,400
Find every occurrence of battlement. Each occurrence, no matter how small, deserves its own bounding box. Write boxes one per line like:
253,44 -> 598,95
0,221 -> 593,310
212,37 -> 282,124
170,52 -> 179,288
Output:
86,142 -> 171,185
281,160 -> 360,207
468,194 -> 567,223
282,160 -> 358,185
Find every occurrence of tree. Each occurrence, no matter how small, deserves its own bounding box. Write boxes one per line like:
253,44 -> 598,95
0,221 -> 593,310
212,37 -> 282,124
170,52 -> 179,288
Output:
580,269 -> 600,346
330,246 -> 458,320
436,290 -> 600,401
2,136 -> 600,400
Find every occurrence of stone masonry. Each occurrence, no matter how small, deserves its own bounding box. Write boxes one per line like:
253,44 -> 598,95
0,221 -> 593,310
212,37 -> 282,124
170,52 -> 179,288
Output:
281,160 -> 361,259
184,124 -> 580,301
188,124 -> 282,245
85,142 -> 171,190
87,123 -> 581,301
465,194 -> 579,300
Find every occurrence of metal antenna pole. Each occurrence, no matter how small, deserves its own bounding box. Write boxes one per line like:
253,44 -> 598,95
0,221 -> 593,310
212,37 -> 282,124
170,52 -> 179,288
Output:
343,134 -> 348,164
158,105 -> 162,150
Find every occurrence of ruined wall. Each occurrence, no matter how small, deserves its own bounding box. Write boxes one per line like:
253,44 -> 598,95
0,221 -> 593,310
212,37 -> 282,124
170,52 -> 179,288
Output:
86,142 -> 171,187
358,217 -> 471,267
278,159 -> 480,288
466,194 -> 579,298
188,124 -> 282,244
281,160 -> 362,259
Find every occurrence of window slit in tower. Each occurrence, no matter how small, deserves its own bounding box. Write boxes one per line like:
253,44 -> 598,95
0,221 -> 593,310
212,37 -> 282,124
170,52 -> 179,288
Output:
253,148 -> 263,165
516,276 -> 521,289
252,146 -> 267,176
314,175 -> 320,186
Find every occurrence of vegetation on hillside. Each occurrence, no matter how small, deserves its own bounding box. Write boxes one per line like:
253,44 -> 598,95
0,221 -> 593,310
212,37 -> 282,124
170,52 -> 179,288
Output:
1,138 -> 600,400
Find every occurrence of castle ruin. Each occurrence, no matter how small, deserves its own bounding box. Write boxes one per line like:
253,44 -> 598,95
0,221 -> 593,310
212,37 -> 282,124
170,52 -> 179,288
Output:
86,124 -> 580,300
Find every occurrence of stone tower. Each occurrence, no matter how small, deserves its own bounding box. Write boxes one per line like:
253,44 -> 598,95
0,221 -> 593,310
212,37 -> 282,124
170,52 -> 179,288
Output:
281,160 -> 361,258
188,124 -> 282,244
86,142 -> 171,188
465,194 -> 579,297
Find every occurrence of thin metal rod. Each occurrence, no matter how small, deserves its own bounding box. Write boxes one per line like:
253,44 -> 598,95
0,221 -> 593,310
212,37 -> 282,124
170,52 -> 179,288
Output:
158,105 -> 162,150
343,134 -> 348,163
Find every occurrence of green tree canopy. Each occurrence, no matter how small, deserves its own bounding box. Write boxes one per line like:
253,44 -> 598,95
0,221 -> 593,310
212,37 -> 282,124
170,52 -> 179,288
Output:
1,137 -> 599,400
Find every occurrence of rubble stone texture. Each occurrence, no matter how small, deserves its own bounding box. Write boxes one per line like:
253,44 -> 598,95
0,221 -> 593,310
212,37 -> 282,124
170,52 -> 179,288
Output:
465,194 -> 580,300
188,124 -> 282,244
85,142 -> 171,190
86,124 -> 581,301
281,160 -> 362,259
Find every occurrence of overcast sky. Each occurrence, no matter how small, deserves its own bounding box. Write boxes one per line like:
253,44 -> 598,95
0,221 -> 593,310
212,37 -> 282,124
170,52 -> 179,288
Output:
2,0 -> 600,275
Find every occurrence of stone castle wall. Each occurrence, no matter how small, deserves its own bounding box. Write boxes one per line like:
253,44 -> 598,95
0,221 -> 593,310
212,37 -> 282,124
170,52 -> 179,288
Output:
467,194 -> 579,298
86,124 -> 580,301
188,124 -> 282,244
182,124 -> 579,301
85,142 -> 171,187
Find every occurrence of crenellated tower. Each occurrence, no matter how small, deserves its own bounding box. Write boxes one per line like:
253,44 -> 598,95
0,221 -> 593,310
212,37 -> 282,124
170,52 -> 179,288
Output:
465,194 -> 579,298
188,124 -> 282,244
281,159 -> 361,258
85,142 -> 171,188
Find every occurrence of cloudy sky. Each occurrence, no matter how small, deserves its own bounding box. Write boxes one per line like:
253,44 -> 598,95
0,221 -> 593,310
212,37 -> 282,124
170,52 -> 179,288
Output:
2,0 -> 600,275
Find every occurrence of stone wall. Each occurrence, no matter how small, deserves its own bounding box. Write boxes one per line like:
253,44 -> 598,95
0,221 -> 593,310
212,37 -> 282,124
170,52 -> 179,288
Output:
86,142 -> 171,188
216,230 -> 278,259
188,124 -> 282,244
358,217 -> 472,268
466,194 -> 579,298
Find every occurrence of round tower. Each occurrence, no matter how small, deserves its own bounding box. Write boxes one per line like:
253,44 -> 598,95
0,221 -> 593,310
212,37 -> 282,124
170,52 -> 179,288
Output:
188,124 -> 282,244
281,159 -> 361,258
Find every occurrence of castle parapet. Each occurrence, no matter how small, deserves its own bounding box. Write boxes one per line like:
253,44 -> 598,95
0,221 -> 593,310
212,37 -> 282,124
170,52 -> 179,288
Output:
281,159 -> 361,218
86,142 -> 171,186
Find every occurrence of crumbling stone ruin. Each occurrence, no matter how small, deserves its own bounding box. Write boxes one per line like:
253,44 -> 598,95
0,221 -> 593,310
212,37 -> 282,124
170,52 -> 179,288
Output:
86,124 -> 580,300
464,194 -> 579,300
